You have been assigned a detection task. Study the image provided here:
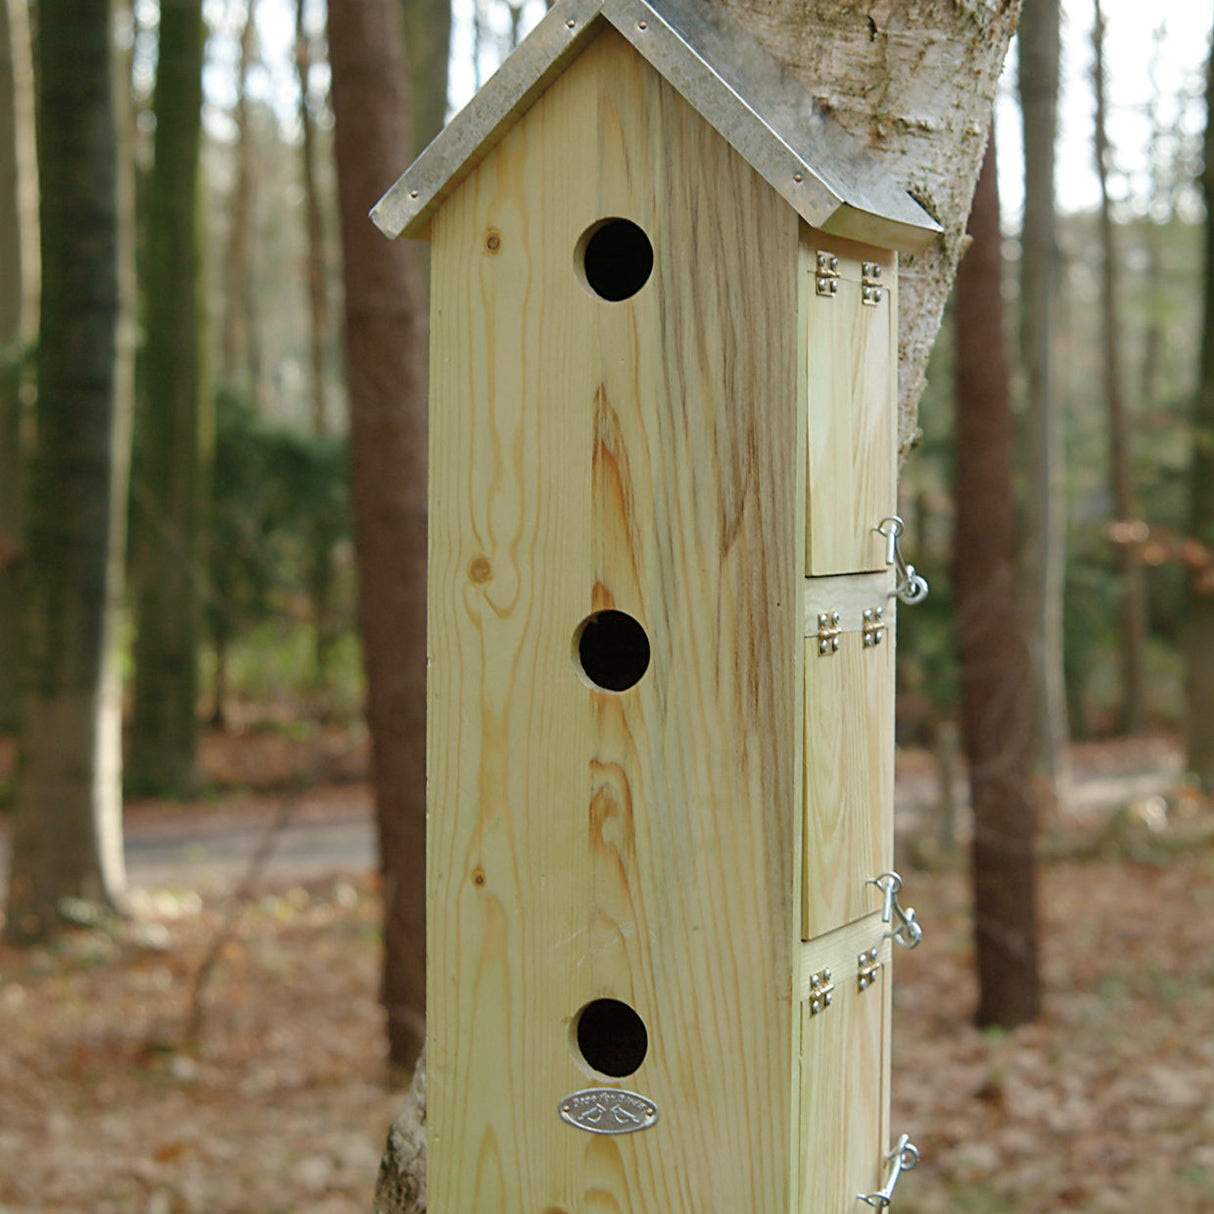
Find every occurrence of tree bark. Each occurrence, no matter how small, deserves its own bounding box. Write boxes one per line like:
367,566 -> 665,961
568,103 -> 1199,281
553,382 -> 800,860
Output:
712,0 -> 1021,455
328,0 -> 429,1072
1186,32 -> 1214,790
956,134 -> 1041,1029
1092,0 -> 1147,736
128,0 -> 205,796
5,0 -> 131,941
1018,0 -> 1070,804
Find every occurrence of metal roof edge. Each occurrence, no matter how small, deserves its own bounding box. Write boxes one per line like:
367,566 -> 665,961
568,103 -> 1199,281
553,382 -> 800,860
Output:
601,0 -> 843,228
371,0 -> 607,239
371,0 -> 942,249
607,0 -> 939,246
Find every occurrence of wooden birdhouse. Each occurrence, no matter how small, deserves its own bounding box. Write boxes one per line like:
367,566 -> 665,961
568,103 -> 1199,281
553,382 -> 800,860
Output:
373,0 -> 939,1210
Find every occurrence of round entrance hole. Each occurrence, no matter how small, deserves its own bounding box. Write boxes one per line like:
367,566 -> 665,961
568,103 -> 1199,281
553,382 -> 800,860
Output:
574,610 -> 650,692
573,998 -> 649,1078
577,218 -> 654,301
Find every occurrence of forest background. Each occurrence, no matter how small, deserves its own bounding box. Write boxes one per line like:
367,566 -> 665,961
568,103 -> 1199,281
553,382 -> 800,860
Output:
2,0 -> 1214,1211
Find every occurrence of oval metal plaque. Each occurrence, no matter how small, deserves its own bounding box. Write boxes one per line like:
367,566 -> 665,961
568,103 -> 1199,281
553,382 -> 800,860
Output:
559,1088 -> 659,1135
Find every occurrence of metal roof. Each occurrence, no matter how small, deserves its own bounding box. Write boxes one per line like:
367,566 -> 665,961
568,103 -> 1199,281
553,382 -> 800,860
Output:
371,0 -> 942,252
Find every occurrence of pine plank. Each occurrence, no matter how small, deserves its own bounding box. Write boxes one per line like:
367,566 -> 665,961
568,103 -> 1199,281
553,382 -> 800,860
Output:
426,26 -> 800,1214
797,947 -> 887,1213
803,232 -> 898,576
802,627 -> 895,941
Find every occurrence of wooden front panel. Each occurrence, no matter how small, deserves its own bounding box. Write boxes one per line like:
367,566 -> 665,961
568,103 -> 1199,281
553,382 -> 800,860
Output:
426,26 -> 801,1214
802,582 -> 894,942
797,919 -> 891,1214
803,231 -> 897,576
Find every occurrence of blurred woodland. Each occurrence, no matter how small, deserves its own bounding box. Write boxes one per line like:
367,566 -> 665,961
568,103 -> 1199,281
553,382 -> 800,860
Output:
1,0 -> 1214,1210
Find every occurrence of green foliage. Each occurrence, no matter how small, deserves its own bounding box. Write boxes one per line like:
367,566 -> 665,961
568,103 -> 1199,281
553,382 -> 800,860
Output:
896,210 -> 1205,740
207,385 -> 355,715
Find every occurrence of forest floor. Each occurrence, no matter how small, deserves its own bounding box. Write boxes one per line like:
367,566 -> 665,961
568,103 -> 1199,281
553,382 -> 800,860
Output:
0,729 -> 1212,1213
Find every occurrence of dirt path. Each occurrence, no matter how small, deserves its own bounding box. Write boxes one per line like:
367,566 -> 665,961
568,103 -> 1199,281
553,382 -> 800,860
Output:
0,783 -> 377,897
0,731 -> 1190,897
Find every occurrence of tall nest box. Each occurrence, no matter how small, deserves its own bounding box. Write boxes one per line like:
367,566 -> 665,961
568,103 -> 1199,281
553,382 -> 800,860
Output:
376,0 -> 936,1210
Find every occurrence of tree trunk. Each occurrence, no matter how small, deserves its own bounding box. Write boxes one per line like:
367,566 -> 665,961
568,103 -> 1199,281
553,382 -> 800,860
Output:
1186,33 -> 1214,790
713,0 -> 1021,455
1092,0 -> 1148,736
0,0 -> 36,736
294,0 -> 339,692
5,0 -> 131,941
1139,24 -> 1169,412
219,0 -> 258,396
956,134 -> 1041,1029
399,0 -> 450,162
1018,0 -> 1071,805
295,0 -> 331,438
328,0 -> 429,1072
128,0 -> 205,796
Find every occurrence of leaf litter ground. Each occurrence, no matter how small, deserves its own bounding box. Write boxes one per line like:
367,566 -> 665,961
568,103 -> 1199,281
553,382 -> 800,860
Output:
0,761 -> 1212,1213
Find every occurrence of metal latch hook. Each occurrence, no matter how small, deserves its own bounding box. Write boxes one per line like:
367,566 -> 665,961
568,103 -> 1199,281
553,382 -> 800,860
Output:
869,871 -> 923,950
874,516 -> 929,605
858,1133 -> 920,1209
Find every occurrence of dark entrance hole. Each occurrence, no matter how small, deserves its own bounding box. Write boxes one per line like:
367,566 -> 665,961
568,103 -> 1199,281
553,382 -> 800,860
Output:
578,218 -> 654,301
574,610 -> 650,692
574,998 -> 649,1078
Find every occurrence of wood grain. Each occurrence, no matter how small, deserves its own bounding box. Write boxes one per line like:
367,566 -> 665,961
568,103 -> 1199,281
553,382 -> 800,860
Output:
802,625 -> 895,942
803,232 -> 898,576
426,25 -> 800,1213
797,930 -> 887,1213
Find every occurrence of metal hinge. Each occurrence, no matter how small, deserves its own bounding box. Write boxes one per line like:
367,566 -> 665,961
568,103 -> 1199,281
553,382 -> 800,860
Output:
858,947 -> 881,992
807,967 -> 835,1015
815,252 -> 840,297
816,611 -> 841,656
862,606 -> 886,648
861,261 -> 884,306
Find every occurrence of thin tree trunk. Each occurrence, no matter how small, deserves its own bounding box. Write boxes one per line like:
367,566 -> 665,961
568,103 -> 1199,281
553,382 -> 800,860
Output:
220,0 -> 257,395
5,0 -> 131,940
1018,0 -> 1070,805
294,0 -> 339,691
128,0 -> 205,796
0,0 -> 35,734
1186,34 -> 1214,790
294,0 -> 330,438
399,0 -> 450,161
1139,23 -> 1168,411
956,134 -> 1041,1028
1092,0 -> 1148,736
329,0 -> 428,1071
